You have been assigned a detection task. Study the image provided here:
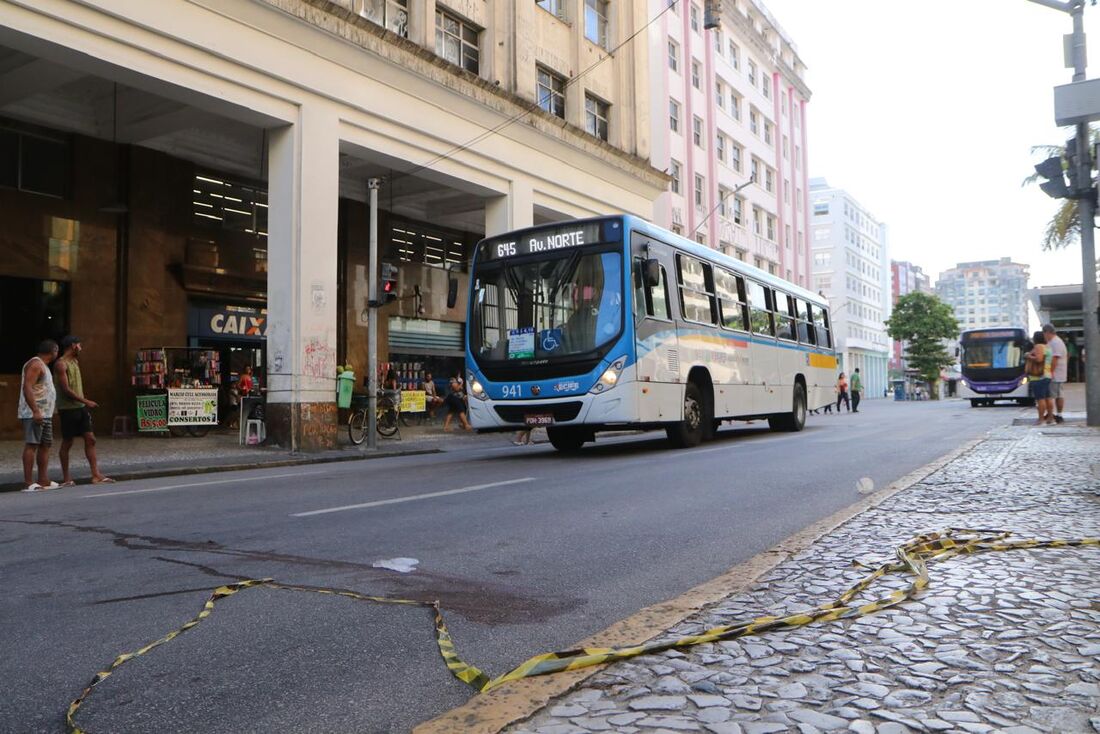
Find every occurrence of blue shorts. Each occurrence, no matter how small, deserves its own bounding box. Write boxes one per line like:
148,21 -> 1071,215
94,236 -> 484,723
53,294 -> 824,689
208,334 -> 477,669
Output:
1030,378 -> 1051,400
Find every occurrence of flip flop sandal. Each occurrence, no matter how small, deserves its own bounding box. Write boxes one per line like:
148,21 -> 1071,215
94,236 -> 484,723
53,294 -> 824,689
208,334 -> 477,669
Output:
92,477 -> 117,484
59,481 -> 77,488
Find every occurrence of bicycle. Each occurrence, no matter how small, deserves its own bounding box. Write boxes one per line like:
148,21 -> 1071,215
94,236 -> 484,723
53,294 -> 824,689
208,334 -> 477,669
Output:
348,391 -> 401,444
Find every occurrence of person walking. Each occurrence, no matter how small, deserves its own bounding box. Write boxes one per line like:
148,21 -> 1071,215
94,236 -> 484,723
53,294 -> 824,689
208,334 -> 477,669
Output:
55,336 -> 114,486
835,372 -> 850,413
422,371 -> 444,418
850,368 -> 863,413
441,373 -> 472,431
1025,330 -> 1054,425
1042,324 -> 1067,423
19,340 -> 59,492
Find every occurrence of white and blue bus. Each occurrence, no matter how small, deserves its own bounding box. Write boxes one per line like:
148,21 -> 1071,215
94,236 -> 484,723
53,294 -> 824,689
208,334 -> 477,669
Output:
464,215 -> 838,451
958,327 -> 1034,407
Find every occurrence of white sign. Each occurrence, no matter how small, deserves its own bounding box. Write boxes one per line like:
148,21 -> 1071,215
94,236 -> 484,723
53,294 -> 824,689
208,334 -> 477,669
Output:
508,327 -> 535,359
168,388 -> 219,425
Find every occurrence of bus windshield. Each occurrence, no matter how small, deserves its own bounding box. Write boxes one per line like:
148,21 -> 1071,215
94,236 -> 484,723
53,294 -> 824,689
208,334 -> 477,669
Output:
470,249 -> 623,363
962,340 -> 1025,370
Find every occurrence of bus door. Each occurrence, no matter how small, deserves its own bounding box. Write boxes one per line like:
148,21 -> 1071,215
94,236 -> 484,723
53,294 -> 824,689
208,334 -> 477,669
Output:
631,235 -> 679,421
745,279 -> 779,413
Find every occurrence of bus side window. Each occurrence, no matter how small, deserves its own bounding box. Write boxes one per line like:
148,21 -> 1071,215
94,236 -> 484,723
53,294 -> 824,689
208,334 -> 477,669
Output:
715,268 -> 747,331
811,305 -> 832,349
796,299 -> 815,345
633,258 -> 671,321
746,280 -> 774,336
774,291 -> 796,341
676,254 -> 716,325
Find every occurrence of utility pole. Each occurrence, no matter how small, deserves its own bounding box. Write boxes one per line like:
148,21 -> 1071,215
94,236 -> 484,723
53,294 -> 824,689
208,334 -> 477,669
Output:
367,178 -> 382,449
1030,0 -> 1100,426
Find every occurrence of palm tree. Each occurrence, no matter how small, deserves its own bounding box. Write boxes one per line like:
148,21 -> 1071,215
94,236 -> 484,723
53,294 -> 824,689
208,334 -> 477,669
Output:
1023,129 -> 1100,250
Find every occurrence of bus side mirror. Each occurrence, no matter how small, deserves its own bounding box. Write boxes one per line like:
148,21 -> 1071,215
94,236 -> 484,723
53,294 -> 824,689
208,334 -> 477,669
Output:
446,277 -> 459,309
644,258 -> 661,288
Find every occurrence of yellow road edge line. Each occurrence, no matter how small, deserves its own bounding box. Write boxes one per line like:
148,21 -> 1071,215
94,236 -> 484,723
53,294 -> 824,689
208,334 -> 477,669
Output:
411,436 -> 990,734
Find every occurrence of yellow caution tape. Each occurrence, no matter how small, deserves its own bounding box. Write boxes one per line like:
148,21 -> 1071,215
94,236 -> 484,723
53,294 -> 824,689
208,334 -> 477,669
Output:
65,529 -> 1099,732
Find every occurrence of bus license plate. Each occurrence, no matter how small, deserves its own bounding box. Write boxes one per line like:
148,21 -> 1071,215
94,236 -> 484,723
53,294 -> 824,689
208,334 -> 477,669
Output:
525,413 -> 554,426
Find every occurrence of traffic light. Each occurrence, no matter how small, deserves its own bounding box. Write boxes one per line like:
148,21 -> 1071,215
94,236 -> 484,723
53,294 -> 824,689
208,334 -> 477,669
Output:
380,262 -> 399,304
1034,155 -> 1072,199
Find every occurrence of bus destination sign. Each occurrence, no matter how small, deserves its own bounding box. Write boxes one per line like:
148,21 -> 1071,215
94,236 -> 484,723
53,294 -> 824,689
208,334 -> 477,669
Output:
481,222 -> 607,261
966,329 -> 1020,340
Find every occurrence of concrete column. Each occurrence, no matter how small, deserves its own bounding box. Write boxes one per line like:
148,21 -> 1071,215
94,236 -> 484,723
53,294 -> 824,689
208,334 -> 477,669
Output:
485,179 -> 534,236
265,102 -> 341,451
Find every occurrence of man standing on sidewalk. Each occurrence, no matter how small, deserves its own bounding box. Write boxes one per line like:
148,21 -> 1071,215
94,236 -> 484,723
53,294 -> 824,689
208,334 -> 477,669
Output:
1043,324 -> 1067,424
55,336 -> 114,486
851,368 -> 863,413
19,340 -> 59,492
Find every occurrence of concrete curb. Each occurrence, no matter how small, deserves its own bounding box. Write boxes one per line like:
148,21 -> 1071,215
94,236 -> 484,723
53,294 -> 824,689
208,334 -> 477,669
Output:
0,446 -> 443,493
413,434 -> 991,734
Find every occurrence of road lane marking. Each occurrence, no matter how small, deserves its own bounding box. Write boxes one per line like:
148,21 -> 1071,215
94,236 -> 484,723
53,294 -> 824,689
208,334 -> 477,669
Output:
291,477 -> 537,517
84,471 -> 328,498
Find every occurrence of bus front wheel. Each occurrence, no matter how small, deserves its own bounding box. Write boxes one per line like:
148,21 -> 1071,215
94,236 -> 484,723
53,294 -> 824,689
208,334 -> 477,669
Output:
769,383 -> 807,433
547,426 -> 587,452
667,382 -> 704,448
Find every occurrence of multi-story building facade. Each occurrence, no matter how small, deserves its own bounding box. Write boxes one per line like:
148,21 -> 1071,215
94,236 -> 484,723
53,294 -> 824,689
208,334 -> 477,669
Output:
935,259 -> 1031,330
0,0 -> 667,447
889,260 -> 931,375
808,178 -> 890,399
649,0 -> 812,286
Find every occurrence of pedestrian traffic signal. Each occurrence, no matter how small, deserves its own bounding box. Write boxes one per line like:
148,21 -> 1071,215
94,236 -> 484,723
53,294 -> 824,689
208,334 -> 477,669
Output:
380,263 -> 399,304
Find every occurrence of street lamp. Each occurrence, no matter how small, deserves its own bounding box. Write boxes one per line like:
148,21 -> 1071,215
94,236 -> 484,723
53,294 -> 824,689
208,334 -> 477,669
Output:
1028,0 -> 1100,426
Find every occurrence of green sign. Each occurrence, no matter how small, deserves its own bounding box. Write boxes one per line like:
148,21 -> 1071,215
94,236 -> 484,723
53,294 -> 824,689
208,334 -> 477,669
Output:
136,394 -> 169,432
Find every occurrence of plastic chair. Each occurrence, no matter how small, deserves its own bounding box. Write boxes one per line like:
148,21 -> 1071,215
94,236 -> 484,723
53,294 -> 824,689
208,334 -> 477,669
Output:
245,419 -> 265,445
112,416 -> 133,437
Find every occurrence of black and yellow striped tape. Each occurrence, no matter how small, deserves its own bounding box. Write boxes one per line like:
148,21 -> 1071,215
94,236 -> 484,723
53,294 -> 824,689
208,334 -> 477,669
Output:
65,529 -> 1099,732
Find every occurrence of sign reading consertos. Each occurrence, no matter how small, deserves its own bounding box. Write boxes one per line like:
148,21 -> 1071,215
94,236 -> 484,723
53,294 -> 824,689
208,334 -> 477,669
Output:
167,388 -> 218,425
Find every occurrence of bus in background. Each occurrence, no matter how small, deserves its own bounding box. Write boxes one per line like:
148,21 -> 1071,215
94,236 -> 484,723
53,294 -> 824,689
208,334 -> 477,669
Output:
958,327 -> 1034,407
464,215 -> 838,451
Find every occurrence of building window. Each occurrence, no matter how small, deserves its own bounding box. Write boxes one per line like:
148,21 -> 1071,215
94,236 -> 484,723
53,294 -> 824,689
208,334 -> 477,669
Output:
733,196 -> 744,225
436,10 -> 480,74
0,276 -> 69,373
716,133 -> 725,163
536,0 -> 566,20
361,0 -> 409,37
747,60 -> 756,86
765,168 -> 774,193
193,173 -> 268,238
751,157 -> 760,183
764,121 -> 773,145
585,94 -> 610,141
536,66 -> 566,119
670,159 -> 682,194
693,116 -> 704,147
0,127 -> 70,199
714,29 -> 723,54
718,186 -> 730,217
749,110 -> 759,135
690,3 -> 700,32
728,41 -> 740,69
762,73 -> 770,98
668,39 -> 679,72
767,215 -> 776,241
782,135 -> 789,159
730,93 -> 740,120
752,206 -> 762,235
691,59 -> 701,89
715,81 -> 725,108
585,0 -> 610,49
784,178 -> 790,203
670,99 -> 681,132
694,173 -> 705,209
732,141 -> 744,169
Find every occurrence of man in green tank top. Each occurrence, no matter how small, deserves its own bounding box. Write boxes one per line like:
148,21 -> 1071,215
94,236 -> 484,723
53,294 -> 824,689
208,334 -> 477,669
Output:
55,336 -> 113,485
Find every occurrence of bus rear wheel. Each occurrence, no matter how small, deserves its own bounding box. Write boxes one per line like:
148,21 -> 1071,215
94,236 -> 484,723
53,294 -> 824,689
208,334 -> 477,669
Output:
666,382 -> 704,448
547,426 -> 587,452
769,383 -> 807,432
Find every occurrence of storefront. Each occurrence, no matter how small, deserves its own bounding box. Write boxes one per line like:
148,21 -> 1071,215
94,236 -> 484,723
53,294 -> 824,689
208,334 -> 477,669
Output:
187,302 -> 268,412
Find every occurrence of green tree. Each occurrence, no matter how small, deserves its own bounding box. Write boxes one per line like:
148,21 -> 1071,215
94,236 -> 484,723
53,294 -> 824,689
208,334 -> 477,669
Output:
1022,128 -> 1099,250
884,292 -> 959,397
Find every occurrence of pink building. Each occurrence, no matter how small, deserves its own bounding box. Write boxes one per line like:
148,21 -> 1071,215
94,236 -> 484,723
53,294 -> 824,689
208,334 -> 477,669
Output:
650,0 -> 812,288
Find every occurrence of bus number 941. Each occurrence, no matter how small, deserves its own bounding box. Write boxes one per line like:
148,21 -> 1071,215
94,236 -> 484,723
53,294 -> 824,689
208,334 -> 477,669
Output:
501,384 -> 522,398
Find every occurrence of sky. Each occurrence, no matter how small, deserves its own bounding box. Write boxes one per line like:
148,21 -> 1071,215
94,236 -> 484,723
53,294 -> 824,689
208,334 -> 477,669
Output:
763,0 -> 1098,288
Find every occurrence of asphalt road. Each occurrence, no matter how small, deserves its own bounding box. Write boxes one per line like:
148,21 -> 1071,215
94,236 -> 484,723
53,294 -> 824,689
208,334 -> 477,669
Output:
0,398 -> 1018,733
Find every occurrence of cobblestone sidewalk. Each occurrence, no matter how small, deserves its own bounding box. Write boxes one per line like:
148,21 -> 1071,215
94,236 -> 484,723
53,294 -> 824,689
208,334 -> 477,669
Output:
509,423 -> 1100,734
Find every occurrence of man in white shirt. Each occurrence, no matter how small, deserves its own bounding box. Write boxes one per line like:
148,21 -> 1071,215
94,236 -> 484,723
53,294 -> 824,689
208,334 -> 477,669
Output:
1042,324 -> 1068,423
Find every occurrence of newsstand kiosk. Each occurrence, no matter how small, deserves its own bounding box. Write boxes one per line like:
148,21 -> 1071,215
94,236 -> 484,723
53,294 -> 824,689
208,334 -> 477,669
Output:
133,347 -> 221,436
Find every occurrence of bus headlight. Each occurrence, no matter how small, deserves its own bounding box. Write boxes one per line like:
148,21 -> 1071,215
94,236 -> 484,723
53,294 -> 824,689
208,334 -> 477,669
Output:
1021,376 -> 1028,385
590,357 -> 627,395
469,374 -> 489,401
